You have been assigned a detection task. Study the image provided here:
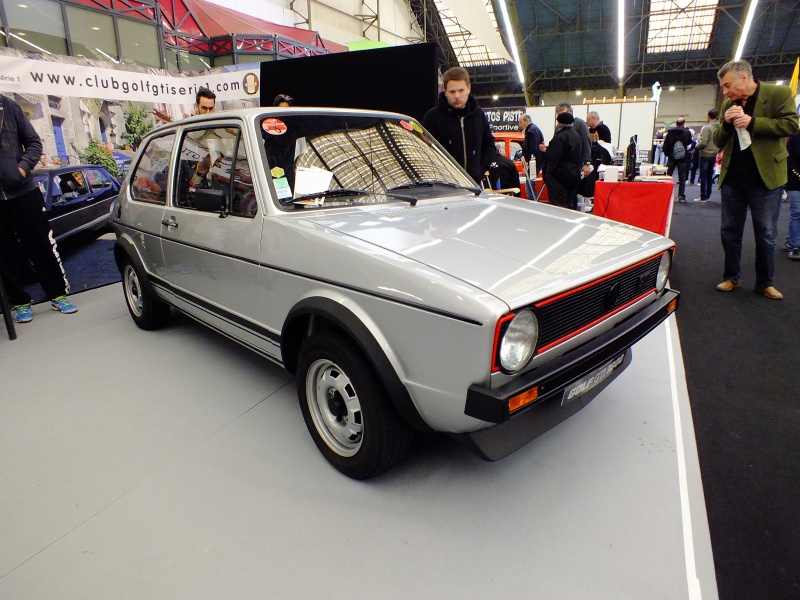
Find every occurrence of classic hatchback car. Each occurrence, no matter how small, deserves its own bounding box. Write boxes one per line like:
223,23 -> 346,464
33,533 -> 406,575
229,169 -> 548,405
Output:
112,108 -> 679,479
33,164 -> 120,241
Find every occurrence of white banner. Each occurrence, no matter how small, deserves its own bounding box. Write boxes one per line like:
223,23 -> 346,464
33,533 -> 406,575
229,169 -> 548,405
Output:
0,55 -> 262,103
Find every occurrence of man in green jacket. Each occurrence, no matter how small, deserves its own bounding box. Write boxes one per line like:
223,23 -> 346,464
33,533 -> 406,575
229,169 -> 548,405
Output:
713,60 -> 799,300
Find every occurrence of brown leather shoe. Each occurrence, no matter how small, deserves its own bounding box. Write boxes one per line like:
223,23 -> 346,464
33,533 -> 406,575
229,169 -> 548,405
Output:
756,285 -> 783,300
715,279 -> 741,291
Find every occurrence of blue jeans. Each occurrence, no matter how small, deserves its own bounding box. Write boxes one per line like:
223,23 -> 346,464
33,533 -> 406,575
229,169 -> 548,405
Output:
720,183 -> 782,287
786,189 -> 800,249
698,156 -> 715,199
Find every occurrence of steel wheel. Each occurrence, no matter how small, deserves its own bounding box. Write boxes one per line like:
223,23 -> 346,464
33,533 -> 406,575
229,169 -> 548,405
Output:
305,358 -> 363,457
120,256 -> 170,330
296,331 -> 413,479
123,264 -> 144,318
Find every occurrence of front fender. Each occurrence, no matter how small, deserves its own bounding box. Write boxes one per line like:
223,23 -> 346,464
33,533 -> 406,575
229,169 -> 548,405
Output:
282,296 -> 432,433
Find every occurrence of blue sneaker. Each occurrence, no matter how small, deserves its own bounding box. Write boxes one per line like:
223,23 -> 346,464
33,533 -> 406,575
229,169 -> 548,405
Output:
51,296 -> 78,314
13,303 -> 33,323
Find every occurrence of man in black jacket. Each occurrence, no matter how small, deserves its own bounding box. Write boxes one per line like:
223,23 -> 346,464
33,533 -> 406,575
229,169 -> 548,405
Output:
543,112 -> 583,210
423,67 -> 496,185
663,117 -> 693,202
0,93 -> 77,324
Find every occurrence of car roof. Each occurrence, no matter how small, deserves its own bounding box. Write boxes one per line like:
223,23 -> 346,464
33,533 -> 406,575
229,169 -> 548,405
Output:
157,106 -> 417,130
33,164 -> 110,175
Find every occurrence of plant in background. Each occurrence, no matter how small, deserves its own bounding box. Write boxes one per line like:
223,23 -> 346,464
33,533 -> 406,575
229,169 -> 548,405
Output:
124,102 -> 154,151
79,140 -> 120,178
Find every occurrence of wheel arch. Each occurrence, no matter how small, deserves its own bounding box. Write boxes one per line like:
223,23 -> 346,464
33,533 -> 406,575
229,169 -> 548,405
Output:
282,297 -> 432,433
113,235 -> 159,298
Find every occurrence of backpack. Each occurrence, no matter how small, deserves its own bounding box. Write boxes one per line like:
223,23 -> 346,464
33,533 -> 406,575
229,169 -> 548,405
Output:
672,139 -> 686,160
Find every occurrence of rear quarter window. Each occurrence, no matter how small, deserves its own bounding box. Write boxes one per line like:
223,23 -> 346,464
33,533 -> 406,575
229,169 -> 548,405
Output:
130,133 -> 176,204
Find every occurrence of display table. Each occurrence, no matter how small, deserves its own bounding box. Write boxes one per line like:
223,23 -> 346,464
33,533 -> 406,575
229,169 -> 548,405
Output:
592,180 -> 674,236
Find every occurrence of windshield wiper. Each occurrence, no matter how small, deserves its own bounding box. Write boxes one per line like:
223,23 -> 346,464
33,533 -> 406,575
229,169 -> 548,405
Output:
388,180 -> 481,196
293,188 -> 418,206
292,188 -> 369,202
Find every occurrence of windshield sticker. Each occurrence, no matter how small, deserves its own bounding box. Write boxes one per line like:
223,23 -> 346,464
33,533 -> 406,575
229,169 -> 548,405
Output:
399,120 -> 414,131
263,118 -> 287,135
273,177 -> 292,200
270,166 -> 285,178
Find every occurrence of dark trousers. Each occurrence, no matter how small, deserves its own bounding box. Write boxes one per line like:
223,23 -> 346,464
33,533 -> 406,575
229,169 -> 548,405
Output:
689,157 -> 699,183
667,160 -> 688,198
720,183 -> 782,287
545,175 -> 579,210
698,156 -> 715,199
0,188 -> 69,305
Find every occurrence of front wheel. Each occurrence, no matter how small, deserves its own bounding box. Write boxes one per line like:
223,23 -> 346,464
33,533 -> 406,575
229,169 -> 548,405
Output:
121,257 -> 170,330
297,331 -> 413,479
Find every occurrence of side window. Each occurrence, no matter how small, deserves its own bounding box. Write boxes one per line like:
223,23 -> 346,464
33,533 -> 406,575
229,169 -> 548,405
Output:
230,139 -> 257,218
175,127 -> 238,211
131,133 -> 176,204
86,168 -> 113,190
55,170 -> 90,200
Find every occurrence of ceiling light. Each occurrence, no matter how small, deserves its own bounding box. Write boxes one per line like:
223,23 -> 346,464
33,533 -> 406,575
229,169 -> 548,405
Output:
734,0 -> 759,60
575,90 -> 582,96
563,68 -> 572,73
17,32 -> 26,36
669,85 -> 676,91
492,94 -> 499,100
617,0 -> 625,80
497,0 -> 525,85
18,4 -> 28,8
776,80 -> 784,85
92,27 -> 100,31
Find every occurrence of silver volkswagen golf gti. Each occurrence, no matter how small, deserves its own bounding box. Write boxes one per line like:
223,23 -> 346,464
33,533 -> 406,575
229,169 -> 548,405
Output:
112,108 -> 679,479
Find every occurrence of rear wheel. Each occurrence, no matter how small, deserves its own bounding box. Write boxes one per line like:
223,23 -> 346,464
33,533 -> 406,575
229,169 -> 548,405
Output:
121,257 -> 170,330
297,331 -> 413,479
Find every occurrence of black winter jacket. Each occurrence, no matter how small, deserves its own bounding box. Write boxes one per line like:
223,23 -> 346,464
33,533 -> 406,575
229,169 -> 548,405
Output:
544,125 -> 583,186
422,93 -> 497,184
663,125 -> 692,164
0,94 -> 43,200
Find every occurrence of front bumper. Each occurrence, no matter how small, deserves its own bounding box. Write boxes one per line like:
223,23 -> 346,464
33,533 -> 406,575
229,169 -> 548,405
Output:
455,289 -> 679,461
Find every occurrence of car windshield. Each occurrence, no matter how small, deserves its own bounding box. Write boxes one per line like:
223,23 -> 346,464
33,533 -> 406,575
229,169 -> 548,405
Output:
259,114 -> 477,209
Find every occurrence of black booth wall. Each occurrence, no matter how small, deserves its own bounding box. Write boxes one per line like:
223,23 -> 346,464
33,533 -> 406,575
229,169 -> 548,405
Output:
259,43 -> 439,122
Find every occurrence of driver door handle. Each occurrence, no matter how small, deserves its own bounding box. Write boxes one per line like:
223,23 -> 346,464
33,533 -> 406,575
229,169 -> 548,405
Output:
161,217 -> 178,228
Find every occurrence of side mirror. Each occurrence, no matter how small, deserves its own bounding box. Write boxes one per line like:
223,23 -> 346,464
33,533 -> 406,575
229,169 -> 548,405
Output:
513,150 -> 523,160
194,188 -> 227,213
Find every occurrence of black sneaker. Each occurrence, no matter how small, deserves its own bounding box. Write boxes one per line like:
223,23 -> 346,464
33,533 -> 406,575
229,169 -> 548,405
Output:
789,248 -> 800,261
678,196 -> 686,203
785,241 -> 794,252
698,196 -> 708,202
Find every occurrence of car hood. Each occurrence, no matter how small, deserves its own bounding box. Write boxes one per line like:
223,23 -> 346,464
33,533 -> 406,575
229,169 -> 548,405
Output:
301,195 -> 672,308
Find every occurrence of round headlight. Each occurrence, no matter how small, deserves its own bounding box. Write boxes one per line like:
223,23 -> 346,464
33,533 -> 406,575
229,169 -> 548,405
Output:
656,251 -> 671,293
499,309 -> 538,372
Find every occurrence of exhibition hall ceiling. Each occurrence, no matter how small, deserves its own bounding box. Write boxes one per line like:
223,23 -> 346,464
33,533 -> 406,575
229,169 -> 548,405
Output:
415,0 -> 800,98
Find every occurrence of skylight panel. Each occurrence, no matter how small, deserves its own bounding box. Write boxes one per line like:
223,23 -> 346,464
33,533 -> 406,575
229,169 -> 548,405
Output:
646,0 -> 718,53
434,0 -> 510,67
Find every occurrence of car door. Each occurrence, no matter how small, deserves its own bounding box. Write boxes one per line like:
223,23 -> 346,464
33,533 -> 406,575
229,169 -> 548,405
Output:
45,169 -> 93,240
83,167 -> 119,228
125,132 -> 177,276
159,123 -> 272,354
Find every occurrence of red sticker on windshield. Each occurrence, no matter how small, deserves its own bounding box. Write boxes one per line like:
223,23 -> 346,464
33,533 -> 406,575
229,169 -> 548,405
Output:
399,120 -> 413,131
263,118 -> 287,135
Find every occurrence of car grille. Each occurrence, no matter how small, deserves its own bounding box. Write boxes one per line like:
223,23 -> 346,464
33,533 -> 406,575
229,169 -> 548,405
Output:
533,254 -> 663,353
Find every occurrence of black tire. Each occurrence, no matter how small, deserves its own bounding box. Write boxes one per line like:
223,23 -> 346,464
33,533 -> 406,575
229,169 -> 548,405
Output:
296,331 -> 414,479
121,256 -> 170,330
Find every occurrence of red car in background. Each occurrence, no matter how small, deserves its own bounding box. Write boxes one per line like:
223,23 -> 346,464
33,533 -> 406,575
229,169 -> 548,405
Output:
493,131 -> 528,199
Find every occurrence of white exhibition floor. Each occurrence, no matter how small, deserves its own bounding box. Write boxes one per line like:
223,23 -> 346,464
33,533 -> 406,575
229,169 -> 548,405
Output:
1,284 -> 718,599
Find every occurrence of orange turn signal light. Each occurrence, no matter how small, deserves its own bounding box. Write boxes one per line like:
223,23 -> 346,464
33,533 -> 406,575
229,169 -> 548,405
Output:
509,387 -> 539,413
668,298 -> 678,314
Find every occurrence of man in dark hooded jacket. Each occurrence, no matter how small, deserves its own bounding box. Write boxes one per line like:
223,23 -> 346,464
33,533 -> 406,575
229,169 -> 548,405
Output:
423,67 -> 497,185
0,93 -> 77,324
